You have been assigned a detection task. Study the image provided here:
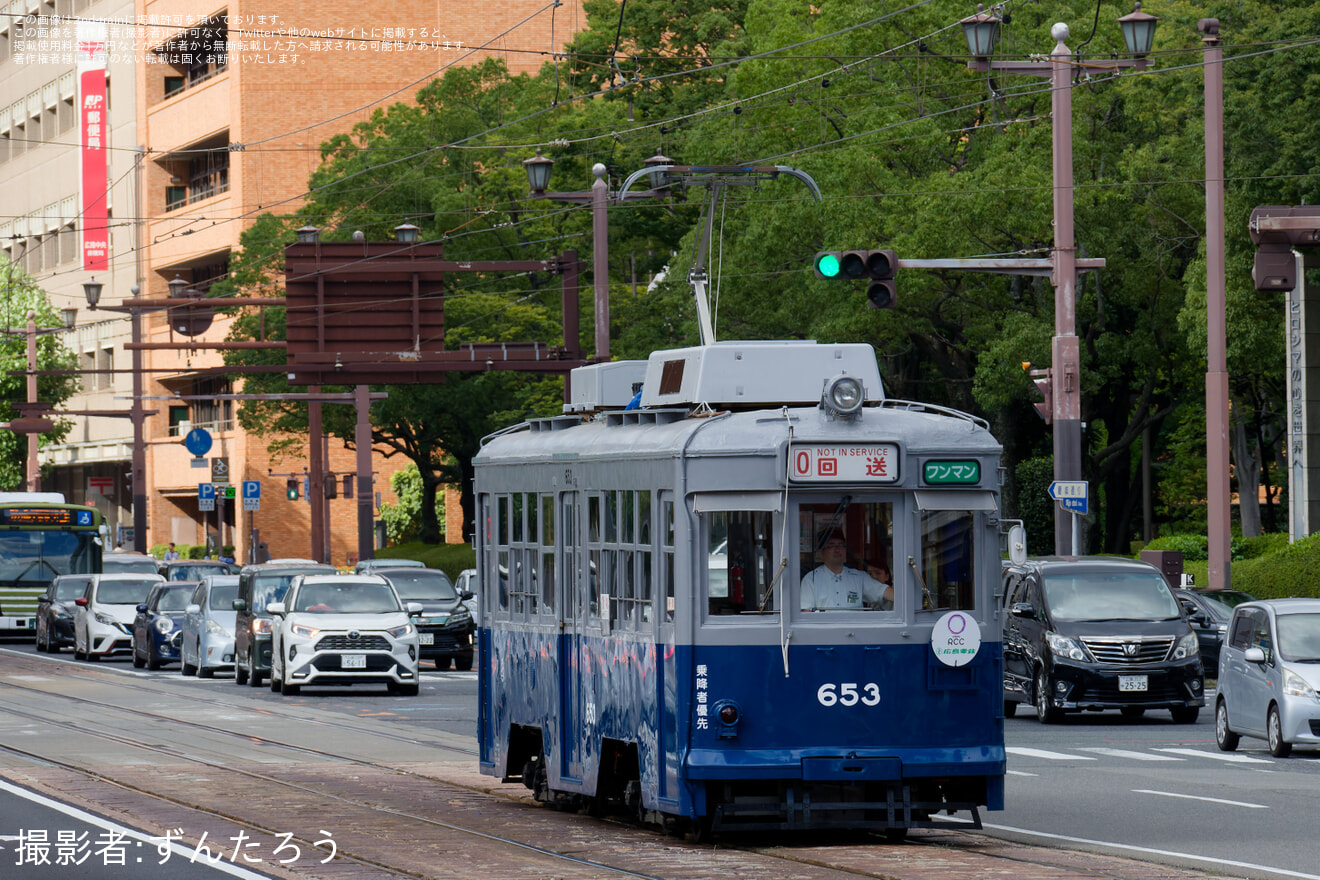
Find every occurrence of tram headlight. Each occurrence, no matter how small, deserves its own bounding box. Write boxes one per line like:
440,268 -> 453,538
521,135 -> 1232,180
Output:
822,375 -> 865,418
1045,631 -> 1092,663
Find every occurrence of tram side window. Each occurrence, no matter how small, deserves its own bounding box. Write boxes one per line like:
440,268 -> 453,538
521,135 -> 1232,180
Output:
661,495 -> 675,623
706,511 -> 776,616
602,489 -> 657,631
798,500 -> 894,612
919,509 -> 976,611
588,494 -> 601,620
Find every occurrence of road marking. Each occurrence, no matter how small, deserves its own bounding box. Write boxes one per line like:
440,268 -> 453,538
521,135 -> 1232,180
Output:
1076,747 -> 1183,761
1132,789 -> 1269,808
977,821 -> 1320,880
1006,770 -> 1038,777
0,780 -> 274,879
1006,747 -> 1096,760
1155,747 -> 1273,764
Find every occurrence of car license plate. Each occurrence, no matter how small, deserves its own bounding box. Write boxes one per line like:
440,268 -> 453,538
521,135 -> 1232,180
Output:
418,633 -> 434,645
1119,674 -> 1147,692
342,653 -> 366,669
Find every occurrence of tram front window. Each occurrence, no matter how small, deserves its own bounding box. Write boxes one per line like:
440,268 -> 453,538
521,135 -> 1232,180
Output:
797,500 -> 893,612
918,509 -> 976,611
706,511 -> 775,615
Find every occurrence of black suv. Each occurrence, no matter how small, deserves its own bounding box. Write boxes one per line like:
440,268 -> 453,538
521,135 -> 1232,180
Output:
1002,556 -> 1205,723
232,562 -> 338,687
36,574 -> 92,653
375,567 -> 475,670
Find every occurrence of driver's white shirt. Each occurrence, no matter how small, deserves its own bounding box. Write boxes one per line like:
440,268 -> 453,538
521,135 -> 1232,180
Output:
800,565 -> 886,610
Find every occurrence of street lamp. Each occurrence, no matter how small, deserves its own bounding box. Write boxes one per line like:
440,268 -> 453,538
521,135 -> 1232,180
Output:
393,223 -> 420,244
523,150 -> 674,360
83,280 -> 148,554
961,3 -> 1157,555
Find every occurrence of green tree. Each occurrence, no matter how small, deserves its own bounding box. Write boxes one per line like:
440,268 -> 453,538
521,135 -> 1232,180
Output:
0,260 -> 79,489
378,464 -> 446,544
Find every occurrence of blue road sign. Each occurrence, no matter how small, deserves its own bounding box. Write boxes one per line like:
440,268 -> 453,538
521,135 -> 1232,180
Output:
198,483 -> 215,501
242,480 -> 261,500
184,427 -> 213,457
1048,480 -> 1088,515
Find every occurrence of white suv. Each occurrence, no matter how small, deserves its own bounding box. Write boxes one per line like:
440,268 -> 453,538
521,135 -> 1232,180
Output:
267,575 -> 422,696
74,574 -> 165,660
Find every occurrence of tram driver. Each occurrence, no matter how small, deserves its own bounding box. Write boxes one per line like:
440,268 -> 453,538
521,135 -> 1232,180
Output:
800,528 -> 893,611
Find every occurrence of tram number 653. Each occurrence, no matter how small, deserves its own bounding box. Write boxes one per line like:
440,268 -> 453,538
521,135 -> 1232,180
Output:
817,682 -> 881,707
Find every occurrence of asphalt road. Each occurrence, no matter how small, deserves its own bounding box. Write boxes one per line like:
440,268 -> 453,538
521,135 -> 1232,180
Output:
5,641 -> 1319,880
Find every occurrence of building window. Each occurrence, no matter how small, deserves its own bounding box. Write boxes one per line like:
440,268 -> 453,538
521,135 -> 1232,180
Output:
168,405 -> 190,437
165,148 -> 230,211
58,97 -> 73,133
96,347 -> 113,390
59,223 -> 76,265
157,17 -> 227,100
191,377 -> 233,431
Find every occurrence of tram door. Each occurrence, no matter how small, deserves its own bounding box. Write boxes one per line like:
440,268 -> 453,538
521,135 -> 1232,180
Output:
558,491 -> 585,783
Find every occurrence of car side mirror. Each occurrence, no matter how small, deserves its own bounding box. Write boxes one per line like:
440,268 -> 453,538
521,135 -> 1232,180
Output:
1009,602 -> 1037,620
136,603 -> 148,613
406,602 -> 424,616
461,590 -> 475,601
186,604 -> 201,614
1189,613 -> 1208,626
1244,646 -> 1267,664
266,602 -> 286,616
232,599 -> 246,612
75,597 -> 87,607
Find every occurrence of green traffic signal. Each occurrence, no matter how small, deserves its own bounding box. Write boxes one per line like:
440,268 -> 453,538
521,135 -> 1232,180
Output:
815,252 -> 842,278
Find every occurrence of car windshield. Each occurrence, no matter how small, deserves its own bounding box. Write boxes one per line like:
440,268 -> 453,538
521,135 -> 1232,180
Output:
251,575 -> 296,609
1197,594 -> 1234,619
155,588 -> 194,613
53,579 -> 87,601
1276,612 -> 1320,662
96,579 -> 157,604
169,564 -> 230,580
382,570 -> 456,601
1043,571 -> 1181,621
209,583 -> 239,610
294,582 -> 401,613
103,556 -> 161,575
1205,589 -> 1257,608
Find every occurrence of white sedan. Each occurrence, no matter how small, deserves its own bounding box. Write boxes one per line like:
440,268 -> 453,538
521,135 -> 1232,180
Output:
74,574 -> 165,660
267,574 -> 422,696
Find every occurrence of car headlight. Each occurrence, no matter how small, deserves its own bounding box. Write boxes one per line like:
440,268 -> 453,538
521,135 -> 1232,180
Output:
54,605 -> 73,619
1171,630 -> 1200,661
94,611 -> 117,626
1045,631 -> 1092,662
290,623 -> 320,639
155,617 -> 174,635
205,619 -> 230,636
387,623 -> 415,639
1283,670 -> 1317,699
449,608 -> 471,625
251,618 -> 272,635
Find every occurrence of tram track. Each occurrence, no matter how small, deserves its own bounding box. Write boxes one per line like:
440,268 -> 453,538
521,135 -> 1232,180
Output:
0,651 -> 1227,880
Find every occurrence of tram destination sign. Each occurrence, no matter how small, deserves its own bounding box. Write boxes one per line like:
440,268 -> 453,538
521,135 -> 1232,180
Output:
0,507 -> 92,526
789,443 -> 900,483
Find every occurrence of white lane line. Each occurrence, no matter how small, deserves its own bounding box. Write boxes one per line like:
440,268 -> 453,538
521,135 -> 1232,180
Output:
1132,788 -> 1269,808
1155,747 -> 1273,764
1077,747 -> 1184,761
1006,747 -> 1096,761
979,821 -> 1320,880
1006,770 -> 1039,777
0,780 -> 275,879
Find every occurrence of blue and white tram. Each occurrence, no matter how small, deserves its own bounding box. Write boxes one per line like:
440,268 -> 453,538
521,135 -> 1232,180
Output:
475,340 -> 1006,836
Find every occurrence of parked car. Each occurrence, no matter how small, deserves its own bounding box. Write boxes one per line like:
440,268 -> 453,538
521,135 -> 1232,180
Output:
131,583 -> 196,670
1216,598 -> 1320,757
354,558 -> 426,575
267,574 -> 422,695
1001,556 -> 1205,723
1195,587 -> 1258,608
232,561 -> 338,687
101,552 -> 162,576
1174,588 -> 1233,672
73,574 -> 165,660
377,567 -> 474,670
35,574 -> 92,653
180,575 -> 240,678
454,568 -> 478,618
160,559 -> 238,580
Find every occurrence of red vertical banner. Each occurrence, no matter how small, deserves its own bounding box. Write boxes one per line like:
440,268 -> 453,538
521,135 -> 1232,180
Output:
77,23 -> 108,272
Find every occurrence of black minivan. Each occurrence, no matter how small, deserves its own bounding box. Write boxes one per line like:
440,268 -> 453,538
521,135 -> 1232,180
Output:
1002,557 -> 1205,723
232,561 -> 338,687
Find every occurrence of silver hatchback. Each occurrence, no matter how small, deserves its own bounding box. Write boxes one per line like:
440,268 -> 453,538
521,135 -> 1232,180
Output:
1216,598 -> 1320,757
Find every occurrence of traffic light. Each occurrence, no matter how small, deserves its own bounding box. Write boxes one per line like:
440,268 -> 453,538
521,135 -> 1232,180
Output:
1248,206 -> 1320,291
286,478 -> 299,501
1022,362 -> 1053,424
324,473 -> 338,499
813,249 -> 897,308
